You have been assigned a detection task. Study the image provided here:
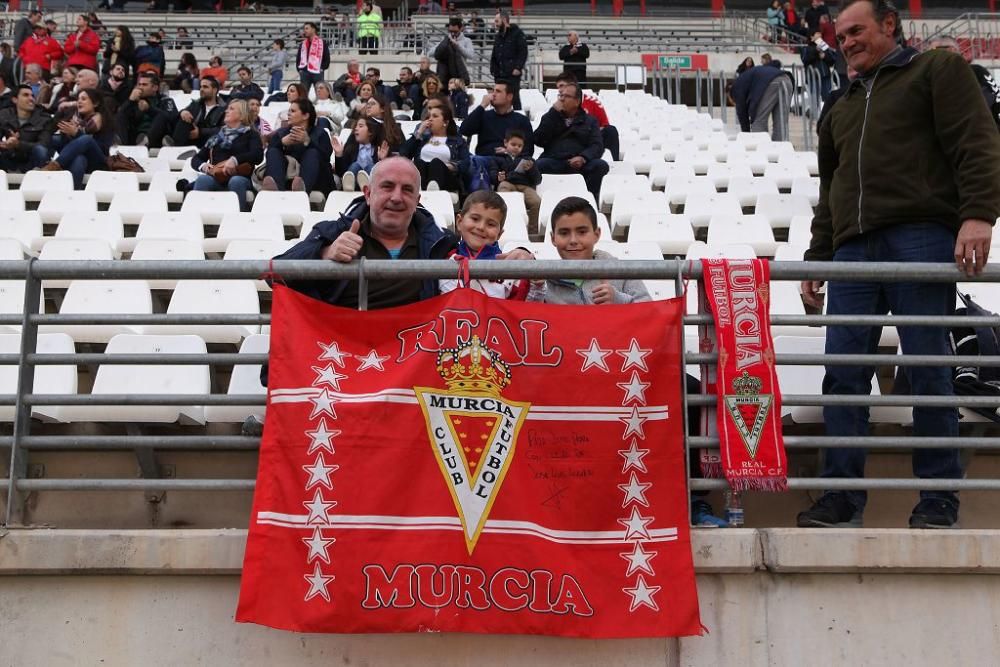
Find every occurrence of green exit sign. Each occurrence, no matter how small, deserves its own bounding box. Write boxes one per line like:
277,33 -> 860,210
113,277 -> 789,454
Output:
659,55 -> 692,68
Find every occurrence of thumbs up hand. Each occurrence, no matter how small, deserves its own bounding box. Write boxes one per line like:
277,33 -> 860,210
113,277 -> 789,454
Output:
322,219 -> 364,262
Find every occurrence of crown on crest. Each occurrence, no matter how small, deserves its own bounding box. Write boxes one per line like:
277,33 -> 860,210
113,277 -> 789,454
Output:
436,335 -> 511,395
732,370 -> 763,397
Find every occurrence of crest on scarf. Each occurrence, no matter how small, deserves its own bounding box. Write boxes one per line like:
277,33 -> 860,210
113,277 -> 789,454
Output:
723,370 -> 772,459
414,336 -> 530,554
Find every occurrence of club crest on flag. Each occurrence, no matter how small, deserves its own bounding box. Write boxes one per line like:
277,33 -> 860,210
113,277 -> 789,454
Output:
414,335 -> 530,555
723,370 -> 772,459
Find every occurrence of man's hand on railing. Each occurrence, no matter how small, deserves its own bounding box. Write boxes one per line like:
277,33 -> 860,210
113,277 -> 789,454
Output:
955,218 -> 992,276
802,280 -> 825,309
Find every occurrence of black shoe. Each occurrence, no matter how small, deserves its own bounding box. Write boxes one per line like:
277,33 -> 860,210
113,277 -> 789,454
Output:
796,492 -> 862,528
909,498 -> 958,529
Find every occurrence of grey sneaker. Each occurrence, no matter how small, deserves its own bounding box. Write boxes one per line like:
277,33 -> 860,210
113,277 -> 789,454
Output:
342,171 -> 356,192
357,170 -> 370,190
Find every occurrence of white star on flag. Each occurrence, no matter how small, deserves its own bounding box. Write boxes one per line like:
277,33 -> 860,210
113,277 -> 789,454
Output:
620,542 -> 658,577
303,562 -> 335,602
618,506 -> 654,540
306,419 -> 341,455
309,389 -> 337,420
618,472 -> 652,508
617,371 -> 651,405
302,527 -> 336,564
623,575 -> 661,612
617,338 -> 652,372
317,340 -> 350,367
576,338 -> 612,372
618,405 -> 648,440
356,349 -> 391,372
618,440 -> 650,474
303,453 -> 340,490
303,490 -> 336,524
311,364 -> 348,391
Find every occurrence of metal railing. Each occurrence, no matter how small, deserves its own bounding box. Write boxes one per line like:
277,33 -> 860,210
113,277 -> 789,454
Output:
2,258 -> 1000,527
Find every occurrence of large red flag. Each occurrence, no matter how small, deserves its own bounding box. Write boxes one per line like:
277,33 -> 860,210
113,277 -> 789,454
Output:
236,285 -> 700,638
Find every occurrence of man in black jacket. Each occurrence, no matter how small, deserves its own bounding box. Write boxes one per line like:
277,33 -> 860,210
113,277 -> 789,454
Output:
558,31 -> 589,84
392,67 -> 419,113
170,76 -> 226,148
533,82 -> 607,200
228,66 -> 265,102
435,17 -> 474,87
460,80 -> 534,157
116,71 -> 178,147
930,35 -> 1000,130
0,85 -> 52,172
490,10 -> 527,110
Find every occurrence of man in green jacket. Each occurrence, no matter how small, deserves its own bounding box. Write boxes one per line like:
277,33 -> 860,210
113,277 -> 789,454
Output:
357,1 -> 382,55
798,0 -> 1000,529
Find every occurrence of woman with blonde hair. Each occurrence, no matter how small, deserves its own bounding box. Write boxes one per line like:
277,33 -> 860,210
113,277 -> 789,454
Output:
188,99 -> 264,211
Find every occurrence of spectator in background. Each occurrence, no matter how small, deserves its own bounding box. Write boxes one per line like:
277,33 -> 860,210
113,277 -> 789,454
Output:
0,71 -> 13,110
361,93 -> 404,151
64,14 -> 101,73
737,56 -> 755,75
45,19 -> 61,41
460,80 -> 534,157
414,55 -> 435,85
173,27 -> 193,50
767,0 -> 786,39
392,66 -> 419,114
170,53 -> 200,93
333,115 -> 390,191
416,74 -> 446,118
0,85 -> 53,173
931,35 -> 1000,129
104,25 -> 135,77
357,1 -> 382,55
44,65 -> 77,112
189,99 -> 263,212
555,71 -> 619,161
314,81 -> 348,132
20,22 -> 64,80
558,31 -> 589,83
494,128 -> 541,232
819,14 -> 838,52
134,31 -> 165,76
490,10 -> 528,110
229,66 -> 264,102
51,68 -> 99,116
200,56 -> 228,87
804,0 -> 830,36
533,82 -> 608,200
347,81 -> 376,123
298,22 -> 330,93
449,78 -> 470,119
248,97 -> 272,143
333,59 -> 362,101
801,30 -> 837,102
364,67 -> 393,99
731,57 -> 793,140
435,17 -> 474,87
13,10 -> 43,52
261,97 -> 334,193
100,62 -> 132,109
267,39 -> 287,94
115,71 -> 177,147
0,44 -> 15,91
22,64 -> 50,101
170,76 -> 225,148
39,87 -> 115,189
400,103 -> 469,192
784,2 -> 804,37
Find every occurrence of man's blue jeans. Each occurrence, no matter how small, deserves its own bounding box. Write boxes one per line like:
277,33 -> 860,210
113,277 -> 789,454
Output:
821,222 -> 962,512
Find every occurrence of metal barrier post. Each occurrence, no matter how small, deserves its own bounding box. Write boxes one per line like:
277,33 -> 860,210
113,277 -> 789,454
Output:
695,68 -> 702,113
673,63 -> 681,104
4,260 -> 40,527
719,69 -> 728,124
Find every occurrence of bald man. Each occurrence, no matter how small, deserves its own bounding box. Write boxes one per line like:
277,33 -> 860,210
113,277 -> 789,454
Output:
559,31 -> 590,84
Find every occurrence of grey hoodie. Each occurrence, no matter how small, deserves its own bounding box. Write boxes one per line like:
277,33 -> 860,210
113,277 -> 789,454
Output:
540,250 -> 651,305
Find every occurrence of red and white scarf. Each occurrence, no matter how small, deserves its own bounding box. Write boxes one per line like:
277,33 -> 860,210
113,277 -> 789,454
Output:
298,37 -> 324,74
698,259 -> 787,491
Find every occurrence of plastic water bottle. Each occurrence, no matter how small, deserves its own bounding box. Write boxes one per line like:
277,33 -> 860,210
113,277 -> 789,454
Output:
725,490 -> 744,527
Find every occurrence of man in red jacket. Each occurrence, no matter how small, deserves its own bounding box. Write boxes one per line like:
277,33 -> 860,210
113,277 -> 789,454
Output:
18,22 -> 63,79
63,14 -> 101,72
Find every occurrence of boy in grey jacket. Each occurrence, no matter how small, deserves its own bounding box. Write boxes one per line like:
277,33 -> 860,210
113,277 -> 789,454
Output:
267,39 -> 288,94
540,196 -> 650,304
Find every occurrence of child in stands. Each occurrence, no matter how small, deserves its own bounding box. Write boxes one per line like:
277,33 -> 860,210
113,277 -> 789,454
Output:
333,116 -> 390,192
493,128 -> 541,233
448,77 -> 470,119
540,196 -> 649,304
439,190 -> 543,301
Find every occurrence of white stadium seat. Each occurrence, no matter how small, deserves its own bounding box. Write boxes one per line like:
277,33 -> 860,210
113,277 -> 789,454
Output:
204,334 -> 270,423
37,191 -> 97,225
120,212 -> 205,253
0,212 -> 43,255
0,333 -> 77,423
628,213 -> 695,255
48,280 -> 153,343
252,191 -> 311,227
203,212 -> 286,253
142,280 -> 260,344
108,191 -> 169,226
85,171 -> 140,204
755,194 -> 815,229
181,190 -> 243,225
706,215 -> 777,256
19,170 -> 74,202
